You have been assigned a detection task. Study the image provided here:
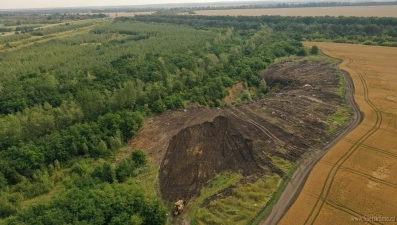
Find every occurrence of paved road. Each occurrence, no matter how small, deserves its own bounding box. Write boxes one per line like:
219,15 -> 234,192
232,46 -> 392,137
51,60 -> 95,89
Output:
260,58 -> 363,225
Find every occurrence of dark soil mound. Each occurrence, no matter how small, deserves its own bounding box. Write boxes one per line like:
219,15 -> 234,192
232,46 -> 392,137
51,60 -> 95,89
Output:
159,116 -> 273,202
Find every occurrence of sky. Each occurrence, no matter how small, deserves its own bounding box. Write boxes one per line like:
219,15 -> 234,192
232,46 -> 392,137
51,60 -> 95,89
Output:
1,0 -> 256,10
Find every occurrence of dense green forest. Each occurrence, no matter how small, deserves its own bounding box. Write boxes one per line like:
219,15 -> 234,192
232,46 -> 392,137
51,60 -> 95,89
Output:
0,17 -> 306,224
132,15 -> 397,46
1,13 -> 395,224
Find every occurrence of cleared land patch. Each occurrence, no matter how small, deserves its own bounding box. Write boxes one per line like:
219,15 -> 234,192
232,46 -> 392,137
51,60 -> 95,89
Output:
194,5 -> 397,17
128,56 -> 352,224
279,42 -> 397,225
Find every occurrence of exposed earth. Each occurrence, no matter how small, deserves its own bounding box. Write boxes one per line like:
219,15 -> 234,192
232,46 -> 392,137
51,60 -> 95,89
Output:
128,56 -> 350,211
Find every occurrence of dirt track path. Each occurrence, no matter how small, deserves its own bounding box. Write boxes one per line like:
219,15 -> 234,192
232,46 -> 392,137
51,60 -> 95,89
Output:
260,46 -> 363,225
275,43 -> 397,225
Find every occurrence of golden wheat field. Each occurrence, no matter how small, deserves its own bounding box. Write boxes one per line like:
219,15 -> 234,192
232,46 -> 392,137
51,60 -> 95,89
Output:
194,6 -> 397,17
279,42 -> 397,225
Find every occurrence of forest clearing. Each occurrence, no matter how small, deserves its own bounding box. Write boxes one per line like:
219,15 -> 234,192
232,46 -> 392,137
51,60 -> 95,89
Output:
194,5 -> 397,17
127,56 -> 352,224
279,42 -> 397,225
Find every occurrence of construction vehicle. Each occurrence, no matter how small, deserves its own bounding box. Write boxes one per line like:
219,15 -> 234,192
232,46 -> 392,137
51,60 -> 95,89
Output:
173,200 -> 187,215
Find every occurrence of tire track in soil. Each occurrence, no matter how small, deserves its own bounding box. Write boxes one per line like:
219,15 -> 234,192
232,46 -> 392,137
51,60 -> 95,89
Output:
305,51 -> 383,225
324,198 -> 382,225
225,107 -> 282,144
320,160 -> 397,189
359,123 -> 397,135
236,107 -> 285,144
344,139 -> 397,158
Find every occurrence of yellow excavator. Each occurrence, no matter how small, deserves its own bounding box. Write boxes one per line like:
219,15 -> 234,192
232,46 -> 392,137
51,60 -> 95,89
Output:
173,200 -> 187,215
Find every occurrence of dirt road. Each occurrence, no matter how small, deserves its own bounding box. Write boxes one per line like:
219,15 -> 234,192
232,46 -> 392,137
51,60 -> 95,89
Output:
260,53 -> 362,225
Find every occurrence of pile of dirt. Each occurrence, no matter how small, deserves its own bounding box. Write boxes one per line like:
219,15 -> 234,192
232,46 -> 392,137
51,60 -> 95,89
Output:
128,57 -> 347,203
160,116 -> 281,202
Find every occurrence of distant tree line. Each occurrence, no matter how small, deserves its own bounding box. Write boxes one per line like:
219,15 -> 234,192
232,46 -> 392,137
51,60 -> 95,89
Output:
190,1 -> 397,10
131,15 -> 397,46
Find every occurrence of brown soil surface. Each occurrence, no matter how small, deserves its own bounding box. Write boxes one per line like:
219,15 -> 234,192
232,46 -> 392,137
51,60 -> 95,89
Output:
129,57 -> 348,203
279,43 -> 397,225
194,6 -> 397,17
160,115 -> 277,202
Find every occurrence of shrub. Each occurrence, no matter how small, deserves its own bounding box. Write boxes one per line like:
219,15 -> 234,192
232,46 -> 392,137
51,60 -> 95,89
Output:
115,159 -> 135,182
91,162 -> 115,183
131,150 -> 147,167
310,45 -> 319,55
296,48 -> 308,56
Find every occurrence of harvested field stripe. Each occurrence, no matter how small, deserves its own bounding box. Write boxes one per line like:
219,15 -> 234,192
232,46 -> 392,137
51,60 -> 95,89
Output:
305,51 -> 383,225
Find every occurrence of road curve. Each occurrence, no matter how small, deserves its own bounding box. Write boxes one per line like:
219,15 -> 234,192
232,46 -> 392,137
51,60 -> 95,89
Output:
260,51 -> 363,225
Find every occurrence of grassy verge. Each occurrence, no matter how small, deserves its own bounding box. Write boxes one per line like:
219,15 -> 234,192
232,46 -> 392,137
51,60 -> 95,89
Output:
190,172 -> 243,225
338,73 -> 347,97
327,72 -> 352,135
328,106 -> 351,127
128,162 -> 160,199
268,155 -> 293,173
192,173 -> 281,225
248,164 -> 299,225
